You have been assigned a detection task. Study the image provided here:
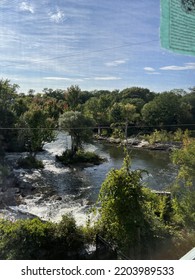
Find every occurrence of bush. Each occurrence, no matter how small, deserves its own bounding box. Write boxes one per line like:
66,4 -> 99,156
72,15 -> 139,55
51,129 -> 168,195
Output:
17,156 -> 44,169
142,129 -> 190,145
0,218 -> 52,259
56,149 -> 104,165
0,215 -> 86,260
94,154 -> 174,259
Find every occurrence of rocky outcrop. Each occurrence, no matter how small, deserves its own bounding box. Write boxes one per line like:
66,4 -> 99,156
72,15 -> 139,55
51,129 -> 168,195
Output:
95,135 -> 182,151
0,172 -> 22,208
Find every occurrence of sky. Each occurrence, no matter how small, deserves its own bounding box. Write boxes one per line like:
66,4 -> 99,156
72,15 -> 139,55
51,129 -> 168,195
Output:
0,0 -> 195,94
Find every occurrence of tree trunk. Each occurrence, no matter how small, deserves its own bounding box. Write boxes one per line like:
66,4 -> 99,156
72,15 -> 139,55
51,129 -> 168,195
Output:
125,121 -> 128,139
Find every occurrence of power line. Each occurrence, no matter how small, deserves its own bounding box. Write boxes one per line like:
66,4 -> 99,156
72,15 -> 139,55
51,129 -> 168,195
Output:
2,39 -> 158,68
0,123 -> 195,130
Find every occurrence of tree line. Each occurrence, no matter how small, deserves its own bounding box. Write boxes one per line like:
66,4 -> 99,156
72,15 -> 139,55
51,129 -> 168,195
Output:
1,79 -> 195,157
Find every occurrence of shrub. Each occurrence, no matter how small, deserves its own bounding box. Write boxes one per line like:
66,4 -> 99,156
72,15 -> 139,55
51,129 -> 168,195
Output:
142,129 -> 190,145
56,149 -> 104,165
0,215 -> 86,260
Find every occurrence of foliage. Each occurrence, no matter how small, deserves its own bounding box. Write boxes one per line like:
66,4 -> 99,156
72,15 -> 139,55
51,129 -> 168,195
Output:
110,125 -> 124,139
59,111 -> 95,154
109,103 -> 124,124
120,87 -> 155,103
1,80 -> 195,155
0,215 -> 85,260
43,88 -> 65,101
171,138 -> 195,186
0,79 -> 19,152
171,191 -> 195,229
83,95 -> 111,134
52,215 -> 85,259
18,106 -> 56,156
143,130 -> 171,144
65,85 -> 82,110
56,149 -> 103,165
95,154 -> 171,258
141,92 -> 192,127
170,138 -> 195,230
143,129 -> 190,145
182,89 -> 195,122
109,103 -> 139,138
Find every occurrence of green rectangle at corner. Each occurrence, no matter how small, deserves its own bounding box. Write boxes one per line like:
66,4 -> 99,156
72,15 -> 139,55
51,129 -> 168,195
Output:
160,0 -> 195,56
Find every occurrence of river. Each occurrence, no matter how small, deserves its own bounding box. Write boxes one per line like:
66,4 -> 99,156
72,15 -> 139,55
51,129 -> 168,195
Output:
4,133 -> 177,225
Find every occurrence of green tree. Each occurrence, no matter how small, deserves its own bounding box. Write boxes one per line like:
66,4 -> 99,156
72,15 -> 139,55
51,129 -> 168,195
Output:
65,85 -> 82,110
0,79 -> 19,151
141,92 -> 192,127
121,98 -> 145,113
43,88 -> 65,101
170,139 -> 195,229
120,87 -> 155,103
84,97 -> 100,130
0,215 -> 85,260
123,103 -> 137,138
84,96 -> 110,135
171,135 -> 195,187
109,103 -> 124,124
182,89 -> 195,122
59,111 -> 95,154
96,154 -> 167,258
109,103 -> 138,138
18,106 -> 55,157
11,97 -> 28,117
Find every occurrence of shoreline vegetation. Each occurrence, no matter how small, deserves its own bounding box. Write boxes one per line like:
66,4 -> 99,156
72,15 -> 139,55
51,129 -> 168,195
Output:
95,128 -> 191,151
95,135 -> 182,151
55,149 -> 105,167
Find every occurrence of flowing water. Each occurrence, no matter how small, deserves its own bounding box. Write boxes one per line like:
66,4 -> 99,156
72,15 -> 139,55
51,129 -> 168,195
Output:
4,133 -> 177,225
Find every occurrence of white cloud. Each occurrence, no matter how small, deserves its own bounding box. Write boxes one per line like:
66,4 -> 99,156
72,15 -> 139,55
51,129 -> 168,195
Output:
105,60 -> 126,67
43,77 -> 83,82
93,76 -> 121,81
160,63 -> 195,71
144,67 -> 160,74
49,8 -> 65,23
84,76 -> 121,81
144,67 -> 155,72
146,72 -> 160,75
20,2 -> 34,14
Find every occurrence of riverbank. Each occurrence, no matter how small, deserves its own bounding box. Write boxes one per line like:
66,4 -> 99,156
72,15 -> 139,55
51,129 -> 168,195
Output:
94,135 -> 182,151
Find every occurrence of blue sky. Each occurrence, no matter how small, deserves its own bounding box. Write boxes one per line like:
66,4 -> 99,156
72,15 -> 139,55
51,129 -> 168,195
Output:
0,0 -> 195,93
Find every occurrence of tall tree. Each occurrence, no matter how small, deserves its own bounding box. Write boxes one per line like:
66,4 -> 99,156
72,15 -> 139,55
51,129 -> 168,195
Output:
171,138 -> 195,229
96,154 -> 168,258
109,103 -> 138,138
65,85 -> 81,110
0,79 -> 19,151
84,95 -> 110,135
18,106 -> 55,157
120,87 -> 155,103
59,111 -> 95,154
141,92 -> 192,127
